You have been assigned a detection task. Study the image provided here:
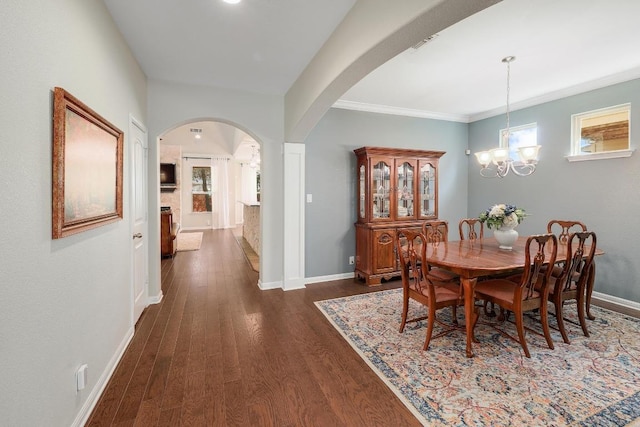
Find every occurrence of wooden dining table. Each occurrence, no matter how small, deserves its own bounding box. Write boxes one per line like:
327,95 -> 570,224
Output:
424,236 -> 603,358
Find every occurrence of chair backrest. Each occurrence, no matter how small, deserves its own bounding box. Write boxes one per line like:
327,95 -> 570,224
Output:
518,234 -> 558,300
422,220 -> 449,246
459,218 -> 484,240
556,231 -> 597,293
396,229 -> 425,292
547,220 -> 587,245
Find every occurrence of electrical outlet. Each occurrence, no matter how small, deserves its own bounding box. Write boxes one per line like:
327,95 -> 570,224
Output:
349,256 -> 355,265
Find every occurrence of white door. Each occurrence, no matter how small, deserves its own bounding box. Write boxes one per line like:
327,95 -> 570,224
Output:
131,117 -> 148,325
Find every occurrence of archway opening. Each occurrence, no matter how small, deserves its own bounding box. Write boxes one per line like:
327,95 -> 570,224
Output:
158,118 -> 262,273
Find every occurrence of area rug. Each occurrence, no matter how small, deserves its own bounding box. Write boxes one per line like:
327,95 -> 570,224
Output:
315,289 -> 640,426
176,232 -> 203,251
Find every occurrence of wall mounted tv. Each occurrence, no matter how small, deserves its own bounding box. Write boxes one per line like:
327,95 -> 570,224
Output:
160,163 -> 177,188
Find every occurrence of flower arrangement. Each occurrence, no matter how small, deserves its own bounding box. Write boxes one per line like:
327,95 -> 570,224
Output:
478,204 -> 526,230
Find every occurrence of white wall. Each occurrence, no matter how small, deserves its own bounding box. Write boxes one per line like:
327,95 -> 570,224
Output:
0,1 -> 147,425
147,79 -> 285,291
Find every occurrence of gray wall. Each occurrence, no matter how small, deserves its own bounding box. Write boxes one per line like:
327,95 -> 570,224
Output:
305,108 -> 469,277
0,0 -> 147,425
469,79 -> 640,303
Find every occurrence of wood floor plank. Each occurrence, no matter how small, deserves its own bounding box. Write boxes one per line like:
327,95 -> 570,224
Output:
88,229 -> 422,426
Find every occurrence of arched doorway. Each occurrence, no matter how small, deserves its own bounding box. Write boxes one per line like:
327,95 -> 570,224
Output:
158,119 -> 261,273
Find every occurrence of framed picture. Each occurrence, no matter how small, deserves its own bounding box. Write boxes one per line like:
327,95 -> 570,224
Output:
52,87 -> 123,238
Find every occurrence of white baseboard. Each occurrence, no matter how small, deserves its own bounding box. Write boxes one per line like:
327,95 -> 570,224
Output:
592,291 -> 640,312
72,326 -> 135,427
305,272 -> 355,285
258,279 -> 282,290
257,272 -> 356,291
148,290 -> 163,305
283,278 -> 306,291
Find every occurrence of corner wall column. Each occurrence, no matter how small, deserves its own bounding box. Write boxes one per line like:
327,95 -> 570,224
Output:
283,142 -> 305,290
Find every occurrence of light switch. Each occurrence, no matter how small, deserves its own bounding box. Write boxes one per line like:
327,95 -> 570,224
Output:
306,194 -> 312,203
77,364 -> 88,391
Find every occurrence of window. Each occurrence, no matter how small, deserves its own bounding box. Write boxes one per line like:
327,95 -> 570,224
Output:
569,103 -> 632,161
192,166 -> 212,212
256,170 -> 261,202
500,122 -> 537,164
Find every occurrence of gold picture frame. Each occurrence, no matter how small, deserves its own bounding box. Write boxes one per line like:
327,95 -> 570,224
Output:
52,87 -> 123,238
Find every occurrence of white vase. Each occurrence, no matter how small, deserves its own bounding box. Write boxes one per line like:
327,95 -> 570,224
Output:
494,225 -> 518,250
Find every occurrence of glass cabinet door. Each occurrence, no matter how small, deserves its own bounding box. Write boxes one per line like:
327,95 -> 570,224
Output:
372,160 -> 391,219
396,161 -> 415,219
359,164 -> 366,219
419,162 -> 436,218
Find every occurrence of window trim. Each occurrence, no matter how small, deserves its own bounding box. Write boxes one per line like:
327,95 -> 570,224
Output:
570,103 -> 631,159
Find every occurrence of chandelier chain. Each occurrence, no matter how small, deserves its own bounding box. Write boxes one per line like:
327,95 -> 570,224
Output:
505,57 -> 511,135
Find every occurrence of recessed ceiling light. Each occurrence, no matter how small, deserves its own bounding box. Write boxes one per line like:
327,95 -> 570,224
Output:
223,0 -> 241,4
190,128 -> 202,140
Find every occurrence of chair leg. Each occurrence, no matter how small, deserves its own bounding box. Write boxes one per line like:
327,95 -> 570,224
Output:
423,307 -> 436,351
586,263 -> 596,321
539,302 -> 554,350
555,299 -> 570,344
514,310 -> 531,358
576,290 -> 590,337
399,293 -> 409,333
451,305 -> 458,326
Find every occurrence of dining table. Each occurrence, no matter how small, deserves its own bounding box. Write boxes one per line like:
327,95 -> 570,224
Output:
424,235 -> 603,358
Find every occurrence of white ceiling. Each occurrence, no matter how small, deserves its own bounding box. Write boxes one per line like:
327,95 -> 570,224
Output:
104,0 -> 640,128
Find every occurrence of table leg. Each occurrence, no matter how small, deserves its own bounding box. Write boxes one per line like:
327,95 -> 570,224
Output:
586,262 -> 596,320
462,277 -> 478,358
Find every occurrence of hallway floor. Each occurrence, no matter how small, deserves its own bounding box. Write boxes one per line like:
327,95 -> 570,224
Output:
86,229 -> 418,426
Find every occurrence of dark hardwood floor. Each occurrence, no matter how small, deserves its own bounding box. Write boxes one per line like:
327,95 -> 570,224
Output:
87,229 -> 420,426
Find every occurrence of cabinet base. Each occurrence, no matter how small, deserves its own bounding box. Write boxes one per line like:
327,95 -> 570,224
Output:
355,269 -> 400,286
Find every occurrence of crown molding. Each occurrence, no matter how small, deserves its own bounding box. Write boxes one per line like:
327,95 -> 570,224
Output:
331,100 -> 470,123
334,68 -> 640,124
469,68 -> 640,122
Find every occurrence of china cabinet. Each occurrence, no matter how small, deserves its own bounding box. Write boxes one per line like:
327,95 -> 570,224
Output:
354,146 -> 445,285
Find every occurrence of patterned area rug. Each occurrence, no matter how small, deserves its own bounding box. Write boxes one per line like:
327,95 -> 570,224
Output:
176,232 -> 203,251
315,289 -> 640,426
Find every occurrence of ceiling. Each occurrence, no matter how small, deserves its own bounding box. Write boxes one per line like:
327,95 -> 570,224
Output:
104,0 -> 640,129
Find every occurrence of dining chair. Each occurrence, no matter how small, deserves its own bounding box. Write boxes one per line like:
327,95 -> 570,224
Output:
547,220 -> 587,245
547,231 -> 597,344
422,220 -> 460,283
546,219 -> 597,320
473,233 -> 558,358
458,217 -> 506,316
396,229 -> 463,350
458,218 -> 484,240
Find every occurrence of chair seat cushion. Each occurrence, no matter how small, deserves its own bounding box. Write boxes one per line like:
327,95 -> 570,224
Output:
410,282 -> 460,303
548,278 -> 578,296
427,267 -> 459,282
475,279 -> 541,302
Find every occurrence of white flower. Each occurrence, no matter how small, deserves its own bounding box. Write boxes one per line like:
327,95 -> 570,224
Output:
489,204 -> 506,217
502,212 -> 519,228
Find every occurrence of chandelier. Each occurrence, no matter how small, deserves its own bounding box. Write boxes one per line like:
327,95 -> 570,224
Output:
474,56 -> 541,178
